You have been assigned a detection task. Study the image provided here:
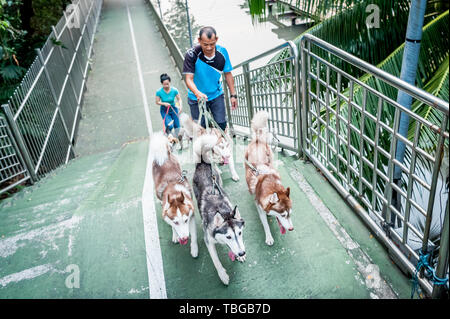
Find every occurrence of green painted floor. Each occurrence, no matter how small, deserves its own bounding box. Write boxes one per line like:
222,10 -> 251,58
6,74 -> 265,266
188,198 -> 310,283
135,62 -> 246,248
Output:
0,0 -> 412,299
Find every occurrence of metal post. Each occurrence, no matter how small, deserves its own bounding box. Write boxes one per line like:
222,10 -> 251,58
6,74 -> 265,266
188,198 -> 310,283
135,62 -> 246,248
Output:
242,63 -> 254,127
157,0 -> 163,19
432,198 -> 449,298
222,74 -> 234,134
185,0 -> 193,48
1,104 -> 38,182
289,41 -> 302,158
421,117 -> 447,256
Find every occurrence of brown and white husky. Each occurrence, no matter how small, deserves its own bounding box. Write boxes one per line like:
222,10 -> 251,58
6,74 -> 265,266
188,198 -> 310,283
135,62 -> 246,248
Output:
150,131 -> 198,257
244,111 -> 294,246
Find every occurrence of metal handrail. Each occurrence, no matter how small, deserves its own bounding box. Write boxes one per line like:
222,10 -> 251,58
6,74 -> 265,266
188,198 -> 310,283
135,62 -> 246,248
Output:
300,33 -> 449,114
299,33 -> 449,298
222,40 -> 301,155
233,41 -> 298,69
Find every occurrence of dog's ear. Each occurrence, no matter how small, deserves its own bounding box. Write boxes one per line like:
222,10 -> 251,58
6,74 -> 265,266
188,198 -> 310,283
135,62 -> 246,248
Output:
269,192 -> 279,204
232,205 -> 241,220
163,201 -> 170,212
213,212 -> 224,227
285,187 -> 290,198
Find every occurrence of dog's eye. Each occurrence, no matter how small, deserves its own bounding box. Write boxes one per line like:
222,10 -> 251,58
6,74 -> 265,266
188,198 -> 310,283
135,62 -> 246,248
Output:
174,221 -> 179,225
226,235 -> 232,239
238,232 -> 242,236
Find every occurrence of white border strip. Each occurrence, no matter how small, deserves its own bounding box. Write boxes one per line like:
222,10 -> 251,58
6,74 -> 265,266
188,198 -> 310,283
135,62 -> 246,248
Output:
126,0 -> 167,299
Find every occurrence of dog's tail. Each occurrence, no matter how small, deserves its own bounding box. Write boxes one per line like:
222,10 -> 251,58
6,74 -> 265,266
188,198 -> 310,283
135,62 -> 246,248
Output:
150,131 -> 170,166
180,112 -> 205,138
251,110 -> 269,143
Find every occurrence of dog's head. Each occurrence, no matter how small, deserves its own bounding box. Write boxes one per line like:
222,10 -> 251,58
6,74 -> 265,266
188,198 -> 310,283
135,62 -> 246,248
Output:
265,187 -> 293,234
162,189 -> 195,245
209,129 -> 232,165
212,205 -> 246,262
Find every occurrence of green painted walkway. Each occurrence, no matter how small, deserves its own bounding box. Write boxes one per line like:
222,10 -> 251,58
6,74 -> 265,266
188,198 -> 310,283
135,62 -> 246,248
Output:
0,0 -> 412,299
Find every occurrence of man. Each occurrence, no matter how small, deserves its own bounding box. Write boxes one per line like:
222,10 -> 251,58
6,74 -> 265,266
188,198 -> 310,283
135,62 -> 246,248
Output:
183,26 -> 237,131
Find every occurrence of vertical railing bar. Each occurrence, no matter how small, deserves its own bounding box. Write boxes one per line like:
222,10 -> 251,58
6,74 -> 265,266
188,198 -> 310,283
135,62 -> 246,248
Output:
358,88 -> 367,195
371,96 -> 383,213
1,104 -> 38,182
421,115 -> 448,255
402,121 -> 422,245
346,80 -> 354,188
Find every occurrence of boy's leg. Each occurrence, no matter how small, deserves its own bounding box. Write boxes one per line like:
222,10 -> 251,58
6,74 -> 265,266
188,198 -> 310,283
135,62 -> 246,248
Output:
165,113 -> 174,134
172,107 -> 181,137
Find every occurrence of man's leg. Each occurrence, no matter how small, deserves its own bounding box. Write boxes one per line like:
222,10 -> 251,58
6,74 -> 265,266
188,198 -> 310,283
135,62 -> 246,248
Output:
208,94 -> 227,131
188,98 -> 206,128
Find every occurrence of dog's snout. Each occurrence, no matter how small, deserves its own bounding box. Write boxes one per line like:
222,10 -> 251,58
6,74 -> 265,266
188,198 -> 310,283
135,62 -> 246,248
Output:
238,251 -> 246,257
289,227 -> 294,231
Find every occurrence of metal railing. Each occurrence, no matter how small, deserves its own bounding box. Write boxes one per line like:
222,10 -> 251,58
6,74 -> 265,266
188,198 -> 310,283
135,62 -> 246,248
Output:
224,41 -> 301,153
0,0 -> 103,189
299,34 -> 449,298
0,116 -> 30,195
221,33 -> 449,297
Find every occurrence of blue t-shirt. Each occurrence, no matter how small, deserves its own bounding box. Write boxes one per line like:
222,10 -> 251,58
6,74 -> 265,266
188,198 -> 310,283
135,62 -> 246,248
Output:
182,44 -> 232,101
156,87 -> 179,107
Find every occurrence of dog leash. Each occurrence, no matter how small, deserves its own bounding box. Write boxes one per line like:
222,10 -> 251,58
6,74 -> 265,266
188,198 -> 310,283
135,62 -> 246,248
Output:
162,104 -> 180,134
244,157 -> 260,176
197,98 -> 232,145
210,164 -> 223,195
178,169 -> 188,183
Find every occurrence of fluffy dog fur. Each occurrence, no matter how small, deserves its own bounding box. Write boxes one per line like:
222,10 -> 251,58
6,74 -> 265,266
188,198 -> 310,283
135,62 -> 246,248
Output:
150,132 -> 198,257
244,111 -> 294,246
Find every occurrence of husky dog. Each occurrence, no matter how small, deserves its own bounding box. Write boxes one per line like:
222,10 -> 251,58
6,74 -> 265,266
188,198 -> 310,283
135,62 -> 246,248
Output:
150,132 -> 198,258
193,134 -> 246,285
180,113 -> 239,182
244,111 -> 293,246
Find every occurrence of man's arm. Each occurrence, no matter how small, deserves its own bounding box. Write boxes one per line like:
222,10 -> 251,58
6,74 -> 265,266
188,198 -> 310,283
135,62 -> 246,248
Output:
224,72 -> 237,110
185,73 -> 208,101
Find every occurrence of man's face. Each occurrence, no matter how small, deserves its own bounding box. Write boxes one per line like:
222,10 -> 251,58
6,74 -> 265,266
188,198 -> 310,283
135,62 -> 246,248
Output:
198,34 -> 218,57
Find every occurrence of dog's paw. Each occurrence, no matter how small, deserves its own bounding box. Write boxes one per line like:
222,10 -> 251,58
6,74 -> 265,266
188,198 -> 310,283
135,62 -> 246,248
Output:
231,173 -> 240,182
265,237 -> 274,246
218,269 -> 229,285
190,244 -> 198,258
172,234 -> 178,244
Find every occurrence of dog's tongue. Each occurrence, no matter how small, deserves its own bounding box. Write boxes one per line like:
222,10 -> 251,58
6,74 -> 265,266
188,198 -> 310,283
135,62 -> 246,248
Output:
228,251 -> 236,261
223,157 -> 229,165
178,238 -> 189,245
277,218 -> 286,235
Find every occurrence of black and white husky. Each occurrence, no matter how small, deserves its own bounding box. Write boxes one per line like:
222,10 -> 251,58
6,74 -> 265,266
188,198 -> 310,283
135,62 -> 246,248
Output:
193,134 -> 246,285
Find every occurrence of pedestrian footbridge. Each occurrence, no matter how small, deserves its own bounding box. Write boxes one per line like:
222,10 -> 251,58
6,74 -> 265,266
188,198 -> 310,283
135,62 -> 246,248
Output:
0,0 -> 448,299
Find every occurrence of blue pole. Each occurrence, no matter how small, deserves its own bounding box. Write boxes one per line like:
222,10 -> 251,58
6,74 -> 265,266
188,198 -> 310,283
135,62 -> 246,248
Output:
394,0 -> 427,180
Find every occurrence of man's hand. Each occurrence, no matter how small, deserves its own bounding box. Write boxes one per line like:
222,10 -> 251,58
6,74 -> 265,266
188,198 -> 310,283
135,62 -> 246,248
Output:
230,96 -> 238,110
196,91 -> 208,102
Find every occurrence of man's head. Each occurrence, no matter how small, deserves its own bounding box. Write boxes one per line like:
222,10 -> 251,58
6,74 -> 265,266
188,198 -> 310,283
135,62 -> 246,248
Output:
198,26 -> 218,57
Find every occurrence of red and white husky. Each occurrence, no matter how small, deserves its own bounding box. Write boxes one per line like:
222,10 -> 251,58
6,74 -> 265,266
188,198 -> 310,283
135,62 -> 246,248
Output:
150,132 -> 198,257
244,111 -> 294,245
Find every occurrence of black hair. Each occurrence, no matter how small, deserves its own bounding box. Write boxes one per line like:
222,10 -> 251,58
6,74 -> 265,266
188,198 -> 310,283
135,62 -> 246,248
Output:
160,73 -> 171,83
199,26 -> 217,39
